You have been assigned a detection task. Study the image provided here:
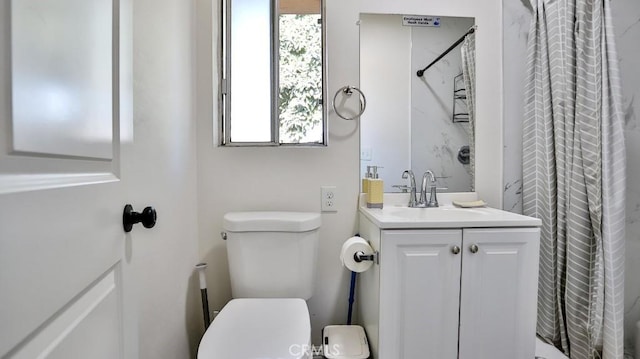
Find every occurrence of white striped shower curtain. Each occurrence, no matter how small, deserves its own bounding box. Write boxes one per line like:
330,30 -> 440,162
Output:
522,0 -> 626,358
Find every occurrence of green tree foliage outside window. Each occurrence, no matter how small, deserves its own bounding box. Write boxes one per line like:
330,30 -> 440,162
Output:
279,14 -> 322,143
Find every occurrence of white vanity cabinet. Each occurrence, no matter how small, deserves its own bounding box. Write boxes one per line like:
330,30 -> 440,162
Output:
457,228 -> 539,359
379,229 -> 463,359
358,211 -> 540,359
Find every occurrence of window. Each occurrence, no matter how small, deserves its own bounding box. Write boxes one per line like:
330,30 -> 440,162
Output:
221,0 -> 325,146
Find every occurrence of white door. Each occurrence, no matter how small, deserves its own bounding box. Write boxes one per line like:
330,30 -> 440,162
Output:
458,228 -> 540,359
379,229 -> 462,359
0,1 -> 138,357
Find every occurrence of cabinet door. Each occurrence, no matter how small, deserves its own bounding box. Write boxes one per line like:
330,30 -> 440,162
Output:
458,228 -> 540,359
379,230 -> 462,359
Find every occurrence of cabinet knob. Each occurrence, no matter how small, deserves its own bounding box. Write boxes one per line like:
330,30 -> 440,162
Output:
469,244 -> 479,253
451,246 -> 461,255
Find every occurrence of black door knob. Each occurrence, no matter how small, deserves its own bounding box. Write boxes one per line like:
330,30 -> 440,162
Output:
123,204 -> 157,232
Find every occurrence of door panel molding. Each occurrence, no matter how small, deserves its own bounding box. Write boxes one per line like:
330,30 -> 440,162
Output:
0,0 -> 132,194
6,266 -> 123,359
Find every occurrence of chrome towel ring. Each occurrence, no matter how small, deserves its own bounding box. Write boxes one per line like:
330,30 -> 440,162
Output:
332,85 -> 367,121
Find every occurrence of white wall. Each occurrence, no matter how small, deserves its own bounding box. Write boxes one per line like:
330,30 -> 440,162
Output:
502,0 -> 640,354
502,0 -> 530,214
613,0 -> 640,353
196,0 -> 361,344
131,0 -> 201,357
360,14 -> 411,192
197,0 -> 502,345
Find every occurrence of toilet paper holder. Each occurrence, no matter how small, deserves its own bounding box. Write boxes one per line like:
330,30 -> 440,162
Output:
354,251 -> 379,265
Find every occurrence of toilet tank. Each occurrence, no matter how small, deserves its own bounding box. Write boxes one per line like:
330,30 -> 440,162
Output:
223,212 -> 321,300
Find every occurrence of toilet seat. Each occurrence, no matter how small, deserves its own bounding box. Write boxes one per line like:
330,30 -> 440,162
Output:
197,298 -> 311,359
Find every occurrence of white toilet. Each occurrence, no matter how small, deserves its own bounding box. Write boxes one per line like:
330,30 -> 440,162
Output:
197,211 -> 321,359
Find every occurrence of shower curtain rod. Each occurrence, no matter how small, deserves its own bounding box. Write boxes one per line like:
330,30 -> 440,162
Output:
416,26 -> 476,77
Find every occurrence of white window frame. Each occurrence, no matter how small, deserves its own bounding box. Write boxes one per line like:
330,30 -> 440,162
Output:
219,0 -> 327,147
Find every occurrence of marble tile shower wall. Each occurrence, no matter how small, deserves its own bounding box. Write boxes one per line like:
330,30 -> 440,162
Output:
502,0 -> 640,352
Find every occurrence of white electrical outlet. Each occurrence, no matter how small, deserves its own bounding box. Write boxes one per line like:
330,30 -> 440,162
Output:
321,186 -> 338,212
361,147 -> 372,161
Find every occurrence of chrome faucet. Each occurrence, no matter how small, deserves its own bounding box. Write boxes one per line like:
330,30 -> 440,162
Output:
420,170 -> 439,207
401,170 -> 418,207
403,169 -> 439,207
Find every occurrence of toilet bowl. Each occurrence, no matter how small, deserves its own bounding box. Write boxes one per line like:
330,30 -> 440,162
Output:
197,212 -> 321,359
197,298 -> 311,359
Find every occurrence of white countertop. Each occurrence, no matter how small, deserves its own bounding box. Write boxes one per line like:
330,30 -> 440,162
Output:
359,193 -> 542,229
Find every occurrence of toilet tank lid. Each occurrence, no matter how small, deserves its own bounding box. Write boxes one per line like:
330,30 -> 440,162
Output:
223,211 -> 321,232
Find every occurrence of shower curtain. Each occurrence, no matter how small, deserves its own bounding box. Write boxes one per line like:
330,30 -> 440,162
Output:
461,32 -> 475,190
522,0 -> 626,358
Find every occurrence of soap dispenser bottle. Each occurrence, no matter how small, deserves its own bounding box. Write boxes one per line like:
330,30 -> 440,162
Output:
362,166 -> 372,194
367,166 -> 384,209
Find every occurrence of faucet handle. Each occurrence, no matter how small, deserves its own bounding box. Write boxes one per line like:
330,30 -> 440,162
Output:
392,185 -> 411,193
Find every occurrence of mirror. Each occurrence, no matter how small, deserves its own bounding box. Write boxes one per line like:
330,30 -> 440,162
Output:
359,14 -> 475,192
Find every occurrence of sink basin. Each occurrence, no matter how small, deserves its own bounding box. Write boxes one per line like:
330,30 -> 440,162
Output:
359,195 -> 542,229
